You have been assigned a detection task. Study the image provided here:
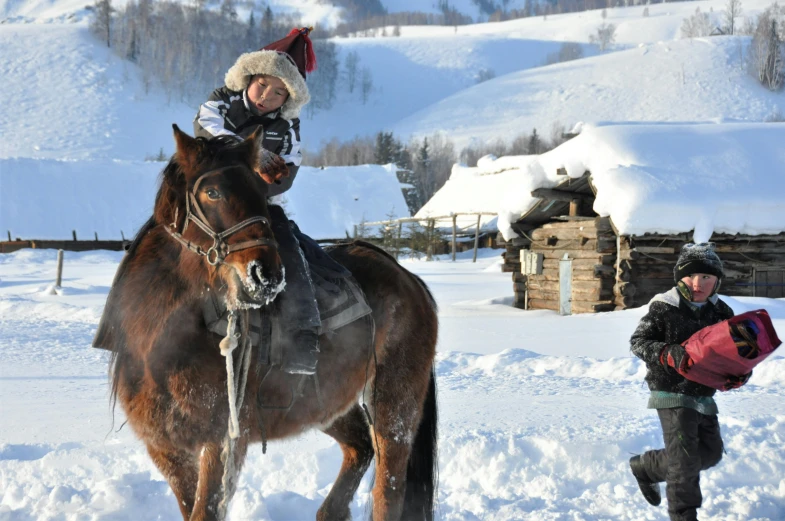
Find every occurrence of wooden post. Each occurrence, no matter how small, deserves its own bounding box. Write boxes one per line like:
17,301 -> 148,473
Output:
426,219 -> 434,261
94,232 -> 99,241
55,249 -> 64,288
72,230 -> 77,241
6,230 -> 10,241
395,221 -> 403,260
473,213 -> 481,263
451,214 -> 457,261
569,199 -> 579,217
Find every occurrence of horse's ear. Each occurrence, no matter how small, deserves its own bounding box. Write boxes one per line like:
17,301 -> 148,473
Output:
241,127 -> 263,170
172,124 -> 200,175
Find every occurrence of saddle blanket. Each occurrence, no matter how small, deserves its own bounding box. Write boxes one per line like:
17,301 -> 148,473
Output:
203,260 -> 372,365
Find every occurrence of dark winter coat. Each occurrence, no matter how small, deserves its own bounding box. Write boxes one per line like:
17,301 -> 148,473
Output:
630,288 -> 734,397
193,86 -> 302,197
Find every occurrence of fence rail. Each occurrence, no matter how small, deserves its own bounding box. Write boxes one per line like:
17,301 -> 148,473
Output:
361,212 -> 497,262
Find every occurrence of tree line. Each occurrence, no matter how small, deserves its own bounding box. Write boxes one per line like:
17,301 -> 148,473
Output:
678,0 -> 784,91
88,0 -> 348,111
304,127 -> 570,215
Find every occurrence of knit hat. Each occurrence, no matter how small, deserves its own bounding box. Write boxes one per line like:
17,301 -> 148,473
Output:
224,28 -> 316,120
673,242 -> 724,283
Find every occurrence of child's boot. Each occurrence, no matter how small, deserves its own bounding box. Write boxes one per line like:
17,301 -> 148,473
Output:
629,455 -> 662,506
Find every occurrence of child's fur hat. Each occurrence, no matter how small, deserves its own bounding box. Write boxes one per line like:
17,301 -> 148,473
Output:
225,28 -> 316,120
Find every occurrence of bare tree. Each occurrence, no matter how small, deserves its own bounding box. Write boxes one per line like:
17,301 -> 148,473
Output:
91,0 -> 114,47
681,7 -> 713,38
724,0 -> 743,35
545,42 -> 584,65
475,67 -> 496,83
344,51 -> 360,93
748,14 -> 784,90
589,22 -> 616,51
361,66 -> 373,104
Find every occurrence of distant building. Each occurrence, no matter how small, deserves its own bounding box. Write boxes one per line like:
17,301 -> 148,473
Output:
423,123 -> 785,314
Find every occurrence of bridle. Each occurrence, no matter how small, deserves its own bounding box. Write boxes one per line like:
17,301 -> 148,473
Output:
164,165 -> 277,266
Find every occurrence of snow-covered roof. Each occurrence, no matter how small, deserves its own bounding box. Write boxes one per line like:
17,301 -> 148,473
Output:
415,154 -> 540,232
0,159 -> 408,241
422,122 -> 785,241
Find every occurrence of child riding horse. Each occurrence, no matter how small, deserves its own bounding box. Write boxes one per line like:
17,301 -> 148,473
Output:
194,27 -> 321,375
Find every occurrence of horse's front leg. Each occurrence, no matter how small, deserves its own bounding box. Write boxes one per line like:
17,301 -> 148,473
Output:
146,443 -> 199,520
191,438 -> 249,521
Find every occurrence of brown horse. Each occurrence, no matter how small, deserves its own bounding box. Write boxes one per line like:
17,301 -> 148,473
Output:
94,126 -> 438,521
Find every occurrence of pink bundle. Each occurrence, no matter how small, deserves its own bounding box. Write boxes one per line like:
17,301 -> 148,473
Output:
677,310 -> 782,391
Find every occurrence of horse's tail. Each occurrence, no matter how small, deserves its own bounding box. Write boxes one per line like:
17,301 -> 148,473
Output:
402,367 -> 438,521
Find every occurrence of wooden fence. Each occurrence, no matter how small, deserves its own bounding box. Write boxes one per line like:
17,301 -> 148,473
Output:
362,212 -> 498,262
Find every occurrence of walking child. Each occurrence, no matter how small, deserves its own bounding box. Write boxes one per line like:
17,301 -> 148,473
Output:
629,242 -> 751,521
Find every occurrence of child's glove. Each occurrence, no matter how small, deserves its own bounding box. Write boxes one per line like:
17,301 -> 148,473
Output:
256,148 -> 289,185
660,344 -> 693,374
723,371 -> 752,390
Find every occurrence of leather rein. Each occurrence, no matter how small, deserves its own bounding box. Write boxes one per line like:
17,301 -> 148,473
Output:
164,166 -> 277,266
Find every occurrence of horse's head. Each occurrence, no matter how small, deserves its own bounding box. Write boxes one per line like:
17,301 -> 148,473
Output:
154,125 -> 285,308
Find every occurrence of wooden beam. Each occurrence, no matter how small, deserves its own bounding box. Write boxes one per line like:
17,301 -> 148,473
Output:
531,188 -> 593,202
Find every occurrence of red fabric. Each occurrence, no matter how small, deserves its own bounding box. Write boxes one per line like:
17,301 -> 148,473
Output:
262,27 -> 316,77
674,309 -> 781,391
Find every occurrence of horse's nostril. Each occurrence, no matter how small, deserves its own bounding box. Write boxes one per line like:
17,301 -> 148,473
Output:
251,265 -> 265,287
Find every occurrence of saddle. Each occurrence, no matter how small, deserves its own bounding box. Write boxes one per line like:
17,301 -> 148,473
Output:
202,243 -> 372,367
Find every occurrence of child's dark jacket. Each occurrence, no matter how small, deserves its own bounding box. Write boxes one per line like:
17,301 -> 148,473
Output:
630,288 -> 734,397
193,86 -> 302,197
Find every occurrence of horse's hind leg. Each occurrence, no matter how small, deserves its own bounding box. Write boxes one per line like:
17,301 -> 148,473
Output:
369,367 -> 433,521
146,444 -> 199,520
317,405 -> 374,521
190,439 -> 249,521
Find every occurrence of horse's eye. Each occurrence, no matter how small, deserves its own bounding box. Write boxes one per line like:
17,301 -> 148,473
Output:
205,188 -> 221,201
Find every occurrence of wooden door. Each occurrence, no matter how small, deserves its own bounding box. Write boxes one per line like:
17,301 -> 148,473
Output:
753,269 -> 785,298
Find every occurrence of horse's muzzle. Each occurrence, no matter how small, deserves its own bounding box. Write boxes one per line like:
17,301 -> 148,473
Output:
239,260 -> 285,306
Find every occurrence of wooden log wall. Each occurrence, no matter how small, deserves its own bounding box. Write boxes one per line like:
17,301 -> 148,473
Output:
616,232 -> 785,309
526,217 -> 616,314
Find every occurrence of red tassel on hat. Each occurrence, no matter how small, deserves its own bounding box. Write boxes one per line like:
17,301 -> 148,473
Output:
286,27 -> 317,73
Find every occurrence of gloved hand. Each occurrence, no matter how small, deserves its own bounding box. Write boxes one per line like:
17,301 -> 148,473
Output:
724,371 -> 752,390
256,147 -> 289,185
660,344 -> 692,374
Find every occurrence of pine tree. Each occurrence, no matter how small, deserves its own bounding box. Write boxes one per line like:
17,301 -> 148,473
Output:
261,6 -> 274,46
247,11 -> 256,48
415,138 -> 435,203
528,128 -> 541,154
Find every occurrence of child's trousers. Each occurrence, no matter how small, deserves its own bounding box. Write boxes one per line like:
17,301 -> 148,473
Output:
640,407 -> 724,521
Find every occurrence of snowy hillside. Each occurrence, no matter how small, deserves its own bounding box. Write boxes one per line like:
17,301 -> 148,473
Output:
0,0 -> 343,26
0,22 -> 195,161
392,35 -> 785,150
3,0 -> 784,156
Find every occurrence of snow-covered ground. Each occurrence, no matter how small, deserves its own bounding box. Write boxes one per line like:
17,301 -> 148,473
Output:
1,248 -> 784,520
